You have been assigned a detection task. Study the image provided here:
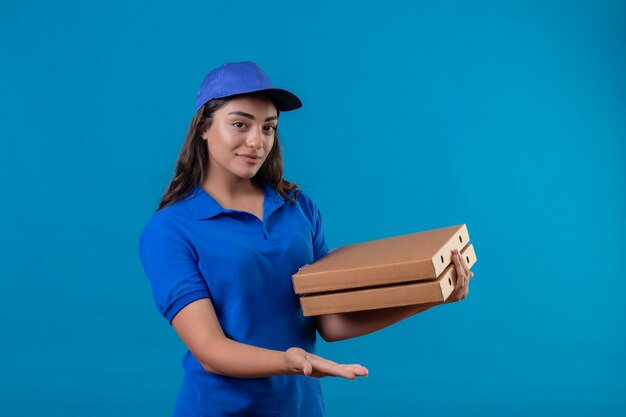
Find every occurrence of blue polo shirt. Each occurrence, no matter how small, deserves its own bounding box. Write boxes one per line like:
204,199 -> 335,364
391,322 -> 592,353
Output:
138,181 -> 329,417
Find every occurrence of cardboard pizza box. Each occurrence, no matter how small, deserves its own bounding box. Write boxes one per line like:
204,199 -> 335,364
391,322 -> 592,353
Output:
299,244 -> 477,316
292,224 -> 471,295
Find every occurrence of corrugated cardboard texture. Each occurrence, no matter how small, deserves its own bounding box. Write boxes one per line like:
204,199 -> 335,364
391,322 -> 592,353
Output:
292,224 -> 470,295
300,244 -> 477,316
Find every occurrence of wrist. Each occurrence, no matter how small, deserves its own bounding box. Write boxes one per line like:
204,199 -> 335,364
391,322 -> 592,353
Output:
283,347 -> 305,376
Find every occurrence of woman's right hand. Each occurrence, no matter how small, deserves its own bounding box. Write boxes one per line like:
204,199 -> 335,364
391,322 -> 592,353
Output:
284,347 -> 368,380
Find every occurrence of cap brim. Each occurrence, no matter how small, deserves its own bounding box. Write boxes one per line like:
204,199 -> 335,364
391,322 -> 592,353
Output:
246,88 -> 302,111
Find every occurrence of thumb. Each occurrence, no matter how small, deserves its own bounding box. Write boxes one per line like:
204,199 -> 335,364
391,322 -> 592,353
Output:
302,359 -> 313,376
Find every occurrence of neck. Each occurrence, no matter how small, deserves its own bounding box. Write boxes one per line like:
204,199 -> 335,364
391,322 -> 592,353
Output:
201,170 -> 262,204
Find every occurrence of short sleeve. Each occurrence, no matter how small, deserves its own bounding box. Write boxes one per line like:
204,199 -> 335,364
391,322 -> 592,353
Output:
305,195 -> 329,263
138,230 -> 211,325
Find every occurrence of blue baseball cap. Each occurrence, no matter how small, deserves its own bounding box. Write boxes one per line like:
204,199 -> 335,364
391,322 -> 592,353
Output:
195,61 -> 302,112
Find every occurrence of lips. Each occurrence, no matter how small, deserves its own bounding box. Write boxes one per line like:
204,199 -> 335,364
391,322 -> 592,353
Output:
237,154 -> 261,163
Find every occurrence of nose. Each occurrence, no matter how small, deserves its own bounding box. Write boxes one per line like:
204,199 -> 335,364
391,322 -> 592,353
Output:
245,128 -> 263,148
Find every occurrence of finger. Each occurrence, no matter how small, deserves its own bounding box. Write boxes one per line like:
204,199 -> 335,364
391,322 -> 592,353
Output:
457,249 -> 471,278
457,251 -> 469,287
302,361 -> 313,376
460,287 -> 469,300
343,364 -> 368,373
329,363 -> 357,380
451,252 -> 466,292
329,366 -> 357,380
297,353 -> 314,376
454,254 -> 468,302
309,357 -> 356,379
447,251 -> 465,303
345,364 -> 369,376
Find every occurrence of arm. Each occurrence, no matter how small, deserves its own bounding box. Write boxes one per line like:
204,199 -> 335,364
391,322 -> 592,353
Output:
315,249 -> 474,342
315,302 -> 438,342
171,298 -> 368,379
172,298 -> 288,377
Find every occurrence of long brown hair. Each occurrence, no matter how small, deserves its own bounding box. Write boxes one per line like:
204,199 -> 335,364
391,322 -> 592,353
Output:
157,92 -> 301,211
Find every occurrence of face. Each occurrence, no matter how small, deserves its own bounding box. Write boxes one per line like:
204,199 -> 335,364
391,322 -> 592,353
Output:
201,95 -> 278,182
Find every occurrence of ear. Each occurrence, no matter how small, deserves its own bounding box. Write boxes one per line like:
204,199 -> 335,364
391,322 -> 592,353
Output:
201,129 -> 209,141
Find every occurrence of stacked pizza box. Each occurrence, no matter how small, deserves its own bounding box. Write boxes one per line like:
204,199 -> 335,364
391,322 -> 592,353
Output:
292,224 -> 477,316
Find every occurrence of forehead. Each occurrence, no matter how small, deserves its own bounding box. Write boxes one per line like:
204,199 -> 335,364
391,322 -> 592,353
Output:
219,95 -> 277,117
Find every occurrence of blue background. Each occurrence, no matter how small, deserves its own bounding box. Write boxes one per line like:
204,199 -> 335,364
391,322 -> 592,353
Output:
1,0 -> 624,416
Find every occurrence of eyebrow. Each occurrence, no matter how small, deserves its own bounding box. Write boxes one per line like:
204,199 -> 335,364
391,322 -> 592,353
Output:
227,111 -> 278,122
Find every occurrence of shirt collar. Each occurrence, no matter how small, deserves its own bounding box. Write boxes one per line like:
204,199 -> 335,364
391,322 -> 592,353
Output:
185,181 -> 287,220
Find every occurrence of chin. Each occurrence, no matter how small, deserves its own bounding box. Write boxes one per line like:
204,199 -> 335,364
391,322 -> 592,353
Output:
233,169 -> 258,180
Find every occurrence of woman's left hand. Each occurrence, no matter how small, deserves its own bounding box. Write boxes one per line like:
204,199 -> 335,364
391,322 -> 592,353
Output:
446,248 -> 474,303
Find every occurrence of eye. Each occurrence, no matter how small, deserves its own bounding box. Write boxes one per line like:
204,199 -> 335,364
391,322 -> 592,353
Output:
263,125 -> 277,132
232,122 -> 246,129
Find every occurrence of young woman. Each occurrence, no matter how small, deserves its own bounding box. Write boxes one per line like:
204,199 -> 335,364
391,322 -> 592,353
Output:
138,61 -> 473,416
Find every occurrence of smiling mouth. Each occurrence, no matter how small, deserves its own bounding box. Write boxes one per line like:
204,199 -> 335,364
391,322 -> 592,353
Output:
237,154 -> 261,163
